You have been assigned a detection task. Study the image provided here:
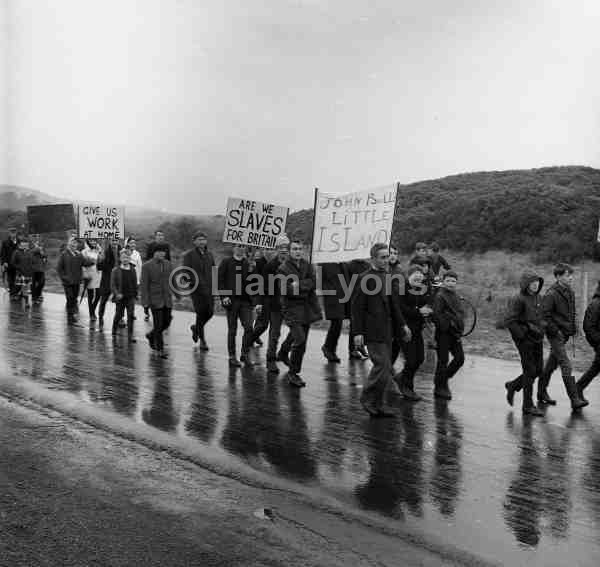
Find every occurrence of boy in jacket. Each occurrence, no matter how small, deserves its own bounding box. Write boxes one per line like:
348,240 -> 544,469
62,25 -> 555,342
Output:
427,242 -> 451,280
111,249 -> 138,342
432,270 -> 465,400
352,243 -> 410,416
30,234 -> 47,303
11,239 -> 34,306
504,270 -> 546,416
1,227 -> 19,298
539,263 -> 587,410
277,239 -> 322,387
57,237 -> 84,325
218,244 -> 257,367
576,281 -> 600,403
394,265 -> 432,401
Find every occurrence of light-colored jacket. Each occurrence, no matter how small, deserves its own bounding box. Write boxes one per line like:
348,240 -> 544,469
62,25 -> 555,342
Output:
129,250 -> 143,284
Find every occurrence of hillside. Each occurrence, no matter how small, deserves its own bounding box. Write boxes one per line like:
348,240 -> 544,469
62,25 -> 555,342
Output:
286,166 -> 600,262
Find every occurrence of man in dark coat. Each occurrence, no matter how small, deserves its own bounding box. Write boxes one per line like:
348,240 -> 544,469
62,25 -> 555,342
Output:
577,281 -> 600,403
432,270 -> 465,400
218,244 -> 257,367
182,231 -> 215,350
278,239 -> 322,387
141,243 -> 173,358
539,263 -> 586,410
254,237 -> 289,373
394,265 -> 433,401
320,262 -> 350,363
30,234 -> 47,303
1,227 -> 19,298
504,270 -> 546,416
57,237 -> 84,325
352,243 -> 410,417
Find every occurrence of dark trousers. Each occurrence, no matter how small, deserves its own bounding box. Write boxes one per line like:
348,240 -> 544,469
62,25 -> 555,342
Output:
508,339 -> 543,408
63,283 -> 80,320
278,327 -> 293,356
323,318 -> 354,355
6,266 -> 16,296
98,292 -> 111,321
266,310 -> 283,362
252,304 -> 269,343
578,346 -> 600,391
434,332 -> 465,386
150,307 -> 172,351
87,288 -> 101,317
362,341 -> 392,410
192,294 -> 213,341
540,334 -> 572,390
113,297 -> 136,335
225,300 -> 253,357
289,323 -> 310,373
31,271 -> 45,300
395,330 -> 425,389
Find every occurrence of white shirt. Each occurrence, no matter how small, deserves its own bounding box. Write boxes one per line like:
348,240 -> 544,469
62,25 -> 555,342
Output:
129,249 -> 143,284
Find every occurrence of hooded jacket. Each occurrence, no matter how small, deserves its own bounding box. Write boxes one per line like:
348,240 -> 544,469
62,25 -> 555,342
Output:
583,287 -> 600,348
543,281 -> 577,339
505,270 -> 545,343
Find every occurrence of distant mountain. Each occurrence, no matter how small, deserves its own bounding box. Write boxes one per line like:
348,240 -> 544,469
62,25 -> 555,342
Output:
0,185 -> 59,209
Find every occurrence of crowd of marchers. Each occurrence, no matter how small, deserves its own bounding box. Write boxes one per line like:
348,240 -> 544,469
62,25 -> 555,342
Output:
1,226 -> 599,418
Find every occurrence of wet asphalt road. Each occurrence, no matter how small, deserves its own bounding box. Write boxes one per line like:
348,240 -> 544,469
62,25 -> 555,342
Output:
1,292 -> 600,566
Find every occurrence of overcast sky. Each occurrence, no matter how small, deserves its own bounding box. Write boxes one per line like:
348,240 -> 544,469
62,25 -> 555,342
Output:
3,0 -> 600,214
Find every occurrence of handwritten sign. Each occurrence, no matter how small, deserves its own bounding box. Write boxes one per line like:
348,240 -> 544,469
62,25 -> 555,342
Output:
222,197 -> 288,249
311,185 -> 397,263
78,203 -> 125,240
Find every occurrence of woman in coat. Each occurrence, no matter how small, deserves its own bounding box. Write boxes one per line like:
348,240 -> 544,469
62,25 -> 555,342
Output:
81,239 -> 104,321
97,240 -> 120,329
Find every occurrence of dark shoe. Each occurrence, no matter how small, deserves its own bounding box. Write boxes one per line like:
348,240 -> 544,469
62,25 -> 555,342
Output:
190,324 -> 199,343
90,315 -> 97,322
537,389 -> 557,406
360,400 -> 380,417
277,351 -> 291,367
434,386 -> 452,400
118,320 -> 127,328
288,372 -> 306,387
144,314 -> 150,322
240,353 -> 254,365
199,339 -> 209,351
158,351 -> 169,359
523,405 -> 544,417
576,381 -> 589,405
563,375 -> 588,410
401,386 -> 422,402
254,338 -> 263,347
266,360 -> 280,374
505,381 -> 516,407
229,357 -> 242,368
321,345 -> 341,363
375,406 -> 397,418
350,349 -> 367,360
132,315 -> 137,320
112,328 -> 118,336
128,337 -> 137,344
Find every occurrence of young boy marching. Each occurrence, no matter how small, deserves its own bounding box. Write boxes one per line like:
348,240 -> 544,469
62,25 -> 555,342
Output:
111,249 -> 138,343
11,238 -> 34,307
504,270 -> 546,416
432,270 -> 465,400
538,263 -> 587,410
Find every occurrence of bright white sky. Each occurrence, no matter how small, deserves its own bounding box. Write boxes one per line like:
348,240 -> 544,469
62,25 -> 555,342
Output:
4,0 -> 600,214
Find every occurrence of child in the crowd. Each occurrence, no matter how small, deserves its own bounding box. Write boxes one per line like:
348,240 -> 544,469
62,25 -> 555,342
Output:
111,248 -> 138,343
427,241 -> 451,280
11,238 -> 34,307
432,270 -> 465,400
30,234 -> 47,303
409,242 -> 431,271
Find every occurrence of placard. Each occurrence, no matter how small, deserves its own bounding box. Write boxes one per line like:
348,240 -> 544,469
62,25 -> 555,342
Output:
222,197 -> 288,249
27,204 -> 77,234
78,203 -> 124,239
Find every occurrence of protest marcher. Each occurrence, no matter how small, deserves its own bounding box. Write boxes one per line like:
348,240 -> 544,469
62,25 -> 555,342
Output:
503,270 -> 546,416
144,230 -> 171,321
141,243 -> 173,359
278,239 -> 322,386
81,239 -> 103,321
97,240 -> 120,330
577,281 -> 600,404
248,247 -> 269,347
432,270 -> 465,400
57,237 -> 84,326
352,243 -> 410,416
111,248 -> 138,342
538,263 -> 587,410
1,227 -> 19,299
252,236 -> 290,373
30,234 -> 47,303
346,258 -> 371,360
320,262 -> 350,363
409,242 -> 432,273
427,241 -> 451,280
394,265 -> 433,401
182,231 -> 215,350
388,243 -> 402,276
217,244 -> 256,367
10,238 -> 34,307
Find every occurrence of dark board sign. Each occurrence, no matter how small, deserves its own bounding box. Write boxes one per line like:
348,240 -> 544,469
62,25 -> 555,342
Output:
27,204 -> 77,234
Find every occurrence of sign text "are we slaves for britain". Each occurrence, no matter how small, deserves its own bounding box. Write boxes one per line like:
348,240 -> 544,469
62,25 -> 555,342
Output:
223,198 -> 288,249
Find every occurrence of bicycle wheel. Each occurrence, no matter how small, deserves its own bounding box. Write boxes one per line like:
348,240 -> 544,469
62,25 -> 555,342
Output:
461,296 -> 477,337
